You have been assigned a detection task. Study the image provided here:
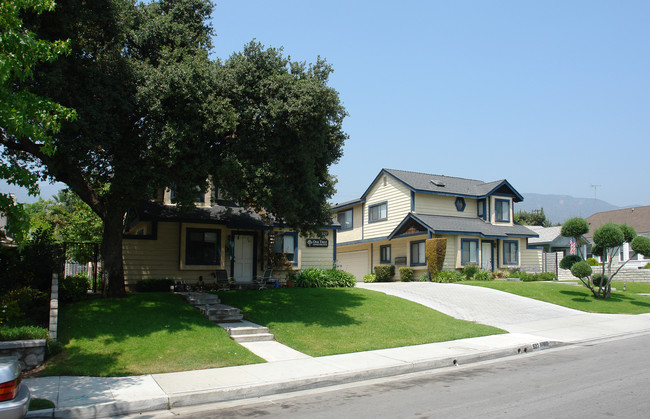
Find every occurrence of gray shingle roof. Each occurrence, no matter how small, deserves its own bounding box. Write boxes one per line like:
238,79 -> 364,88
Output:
379,169 -> 523,202
389,213 -> 538,239
132,200 -> 272,230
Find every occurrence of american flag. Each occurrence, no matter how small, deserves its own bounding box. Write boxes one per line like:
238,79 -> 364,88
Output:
569,238 -> 577,255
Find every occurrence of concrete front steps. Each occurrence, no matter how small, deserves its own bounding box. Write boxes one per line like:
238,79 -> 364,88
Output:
218,321 -> 275,343
179,292 -> 275,343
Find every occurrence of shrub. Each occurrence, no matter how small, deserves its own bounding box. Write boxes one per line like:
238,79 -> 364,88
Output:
295,268 -> 355,288
323,268 -> 356,287
560,255 -> 582,270
418,273 -> 430,282
434,270 -> 464,283
512,272 -> 532,281
399,267 -> 414,282
644,262 -> 650,269
374,265 -> 395,282
592,273 -> 609,287
461,265 -> 479,279
0,287 -> 49,327
473,270 -> 493,281
134,279 -> 175,292
46,338 -> 64,358
494,270 -> 510,279
426,238 -> 447,278
570,260 -> 592,279
60,273 -> 90,303
587,258 -> 601,266
363,274 -> 377,283
536,272 -> 557,281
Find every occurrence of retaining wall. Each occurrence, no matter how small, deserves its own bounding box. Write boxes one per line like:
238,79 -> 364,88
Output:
0,339 -> 46,370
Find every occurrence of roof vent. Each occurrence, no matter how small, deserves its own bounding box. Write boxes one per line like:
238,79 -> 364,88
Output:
430,179 -> 445,187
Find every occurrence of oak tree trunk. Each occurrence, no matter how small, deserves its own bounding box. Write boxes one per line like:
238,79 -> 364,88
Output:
102,207 -> 127,298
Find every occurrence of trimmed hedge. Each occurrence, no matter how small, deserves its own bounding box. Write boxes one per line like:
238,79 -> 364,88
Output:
374,265 -> 395,282
399,267 -> 414,282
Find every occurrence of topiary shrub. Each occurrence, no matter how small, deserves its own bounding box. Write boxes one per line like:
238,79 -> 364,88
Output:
592,273 -> 609,287
60,273 -> 90,303
426,238 -> 447,279
560,255 -> 582,270
134,279 -> 175,292
363,274 -> 377,283
434,270 -> 464,283
374,265 -> 395,282
462,265 -> 479,279
399,267 -> 414,282
473,270 -> 493,281
570,260 -> 592,279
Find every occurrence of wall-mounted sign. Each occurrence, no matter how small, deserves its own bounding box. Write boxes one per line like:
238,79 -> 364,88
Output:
394,256 -> 407,265
306,238 -> 329,248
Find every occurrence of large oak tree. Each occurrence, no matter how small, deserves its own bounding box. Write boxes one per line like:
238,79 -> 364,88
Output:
1,0 -> 347,297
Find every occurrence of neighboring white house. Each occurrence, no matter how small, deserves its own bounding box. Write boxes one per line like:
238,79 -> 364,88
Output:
585,206 -> 650,269
332,169 -> 541,281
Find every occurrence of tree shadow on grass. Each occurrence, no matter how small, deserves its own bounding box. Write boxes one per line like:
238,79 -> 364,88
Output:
41,347 -> 124,377
58,293 -> 227,344
218,288 -> 367,328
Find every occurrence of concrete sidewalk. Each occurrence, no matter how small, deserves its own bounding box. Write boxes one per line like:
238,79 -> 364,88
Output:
24,284 -> 650,418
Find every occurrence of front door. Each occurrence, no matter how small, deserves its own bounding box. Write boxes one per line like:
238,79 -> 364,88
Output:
481,241 -> 493,271
233,234 -> 254,282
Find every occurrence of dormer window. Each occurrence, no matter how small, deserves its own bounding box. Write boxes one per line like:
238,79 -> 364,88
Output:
495,199 -> 510,222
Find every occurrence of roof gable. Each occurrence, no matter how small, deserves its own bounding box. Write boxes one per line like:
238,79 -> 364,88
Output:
585,205 -> 650,236
361,169 -> 524,202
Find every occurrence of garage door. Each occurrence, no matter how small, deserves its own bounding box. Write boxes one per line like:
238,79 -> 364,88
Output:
337,250 -> 369,282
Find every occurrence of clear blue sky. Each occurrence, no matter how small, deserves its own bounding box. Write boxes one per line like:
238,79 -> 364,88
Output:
4,0 -> 648,208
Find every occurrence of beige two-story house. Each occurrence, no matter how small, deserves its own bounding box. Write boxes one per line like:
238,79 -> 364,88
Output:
332,169 -> 541,280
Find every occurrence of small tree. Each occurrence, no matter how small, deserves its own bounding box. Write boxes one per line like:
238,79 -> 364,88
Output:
560,217 -> 589,259
570,222 -> 650,298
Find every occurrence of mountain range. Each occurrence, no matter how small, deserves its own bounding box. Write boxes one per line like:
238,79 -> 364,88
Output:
516,193 -> 631,225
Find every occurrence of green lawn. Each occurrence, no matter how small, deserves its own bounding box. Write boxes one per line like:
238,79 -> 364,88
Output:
42,293 -> 264,377
462,280 -> 650,314
218,287 -> 505,356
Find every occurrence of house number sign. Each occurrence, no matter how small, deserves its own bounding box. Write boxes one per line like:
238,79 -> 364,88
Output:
306,238 -> 329,247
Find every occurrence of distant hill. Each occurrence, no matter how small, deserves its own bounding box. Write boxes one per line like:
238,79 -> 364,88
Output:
516,193 -> 621,224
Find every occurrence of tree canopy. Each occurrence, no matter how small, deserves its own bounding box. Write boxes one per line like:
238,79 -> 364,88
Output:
514,208 -> 551,227
0,0 -> 76,239
1,0 -> 348,297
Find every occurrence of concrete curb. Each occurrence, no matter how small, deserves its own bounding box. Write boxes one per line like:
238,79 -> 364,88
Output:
26,337 -> 566,418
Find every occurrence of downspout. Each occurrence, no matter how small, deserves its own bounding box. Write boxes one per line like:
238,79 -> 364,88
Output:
333,229 -> 337,267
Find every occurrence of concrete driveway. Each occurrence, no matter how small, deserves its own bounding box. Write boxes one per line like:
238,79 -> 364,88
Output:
356,282 -> 639,338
